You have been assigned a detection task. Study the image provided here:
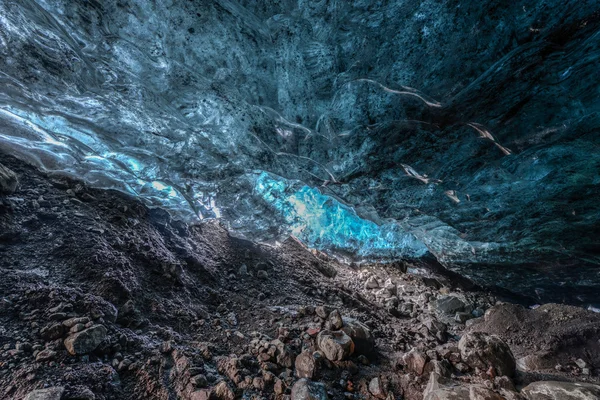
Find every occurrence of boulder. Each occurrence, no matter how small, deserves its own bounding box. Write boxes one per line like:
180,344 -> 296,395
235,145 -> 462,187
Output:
24,387 -> 65,400
521,381 -> 600,400
0,163 -> 18,195
64,324 -> 107,355
317,330 -> 354,361
469,385 -> 505,400
516,354 -> 555,372
291,379 -> 328,400
403,348 -> 428,375
295,350 -> 318,379
340,317 -> 374,356
424,386 -> 470,400
214,381 -> 235,400
458,332 -> 515,377
435,296 -> 466,315
368,377 -> 386,399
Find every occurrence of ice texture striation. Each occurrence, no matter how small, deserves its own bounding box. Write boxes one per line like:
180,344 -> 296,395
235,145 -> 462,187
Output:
0,0 -> 599,302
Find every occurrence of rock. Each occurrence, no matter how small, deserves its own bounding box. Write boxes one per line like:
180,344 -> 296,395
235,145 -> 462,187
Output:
521,381 -> 600,400
403,348 -> 428,375
368,377 -> 386,399
340,317 -> 375,356
274,379 -> 285,395
458,332 -> 515,377
24,387 -> 65,400
0,163 -> 18,195
575,359 -> 587,369
317,330 -> 354,361
315,306 -> 332,319
35,349 -> 57,362
365,276 -> 380,289
516,354 -> 555,372
328,309 -> 343,330
237,264 -> 248,275
64,324 -> 107,355
455,312 -> 472,324
68,386 -> 96,400
214,381 -> 235,400
16,342 -> 32,352
256,270 -> 268,280
424,386 -> 470,400
469,385 -> 504,400
435,296 -> 466,315
295,350 -> 318,379
191,374 -> 208,388
41,323 -> 65,340
291,379 -> 328,400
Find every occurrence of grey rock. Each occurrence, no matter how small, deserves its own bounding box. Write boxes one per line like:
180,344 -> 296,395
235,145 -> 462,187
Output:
340,317 -> 375,356
521,381 -> 600,400
458,332 -> 515,377
24,387 -> 65,400
0,163 -> 18,195
403,348 -> 428,375
316,330 -> 354,361
368,377 -> 386,399
35,349 -> 57,362
435,296 -> 466,315
328,309 -> 343,330
64,324 -> 107,355
291,379 -> 328,400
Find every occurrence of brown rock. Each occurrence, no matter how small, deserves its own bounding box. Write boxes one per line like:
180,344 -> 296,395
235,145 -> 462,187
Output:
340,317 -> 374,356
317,330 -> 354,361
521,381 -> 600,400
295,350 -> 318,379
469,385 -> 504,400
328,309 -> 343,330
403,348 -> 428,375
458,332 -> 515,377
35,349 -> 57,362
214,381 -> 235,400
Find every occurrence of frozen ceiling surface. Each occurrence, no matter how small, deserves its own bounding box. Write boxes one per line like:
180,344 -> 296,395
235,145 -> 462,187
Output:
1,0 -> 599,303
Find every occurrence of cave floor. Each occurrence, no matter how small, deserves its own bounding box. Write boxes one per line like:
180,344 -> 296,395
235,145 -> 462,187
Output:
0,153 -> 599,400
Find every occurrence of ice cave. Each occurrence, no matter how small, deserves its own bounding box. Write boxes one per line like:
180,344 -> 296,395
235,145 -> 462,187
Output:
0,1 -> 599,399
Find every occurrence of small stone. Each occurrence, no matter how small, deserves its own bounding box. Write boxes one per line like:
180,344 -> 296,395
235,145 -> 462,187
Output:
214,381 -> 235,400
35,349 -> 57,362
403,348 -> 428,375
257,270 -> 268,280
455,312 -> 472,324
0,163 -> 18,195
315,306 -> 332,319
191,375 -> 208,388
328,309 -> 343,330
238,264 -> 248,275
575,359 -> 587,369
435,296 -> 466,315
64,325 -> 107,355
274,379 -> 285,395
16,342 -> 32,352
295,350 -> 318,379
365,276 -> 380,289
291,378 -> 328,400
317,330 -> 354,361
368,377 -> 386,399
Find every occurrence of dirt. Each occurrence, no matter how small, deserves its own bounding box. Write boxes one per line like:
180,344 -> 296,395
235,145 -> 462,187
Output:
0,152 -> 599,400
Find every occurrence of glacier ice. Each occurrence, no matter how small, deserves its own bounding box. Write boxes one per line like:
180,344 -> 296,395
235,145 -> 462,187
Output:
0,0 -> 600,302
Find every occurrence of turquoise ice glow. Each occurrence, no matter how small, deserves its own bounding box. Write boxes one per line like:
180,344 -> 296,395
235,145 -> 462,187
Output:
254,172 -> 428,259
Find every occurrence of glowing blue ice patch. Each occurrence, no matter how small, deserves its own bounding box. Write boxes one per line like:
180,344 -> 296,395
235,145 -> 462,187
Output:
254,172 -> 428,259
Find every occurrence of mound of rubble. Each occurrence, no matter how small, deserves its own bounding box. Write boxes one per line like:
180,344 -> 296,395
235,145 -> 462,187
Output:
1,155 -> 599,400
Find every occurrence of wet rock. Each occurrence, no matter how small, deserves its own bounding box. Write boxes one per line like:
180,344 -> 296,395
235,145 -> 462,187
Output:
317,330 -> 354,361
295,350 -> 318,379
403,348 -> 428,375
0,163 -> 18,195
340,317 -> 374,356
435,296 -> 466,315
458,332 -> 515,377
291,378 -> 328,400
24,387 -> 65,400
368,377 -> 386,399
64,324 -> 107,355
521,381 -> 600,400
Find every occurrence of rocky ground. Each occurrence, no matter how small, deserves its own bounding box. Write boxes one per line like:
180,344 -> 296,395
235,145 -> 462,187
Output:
0,152 -> 599,400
